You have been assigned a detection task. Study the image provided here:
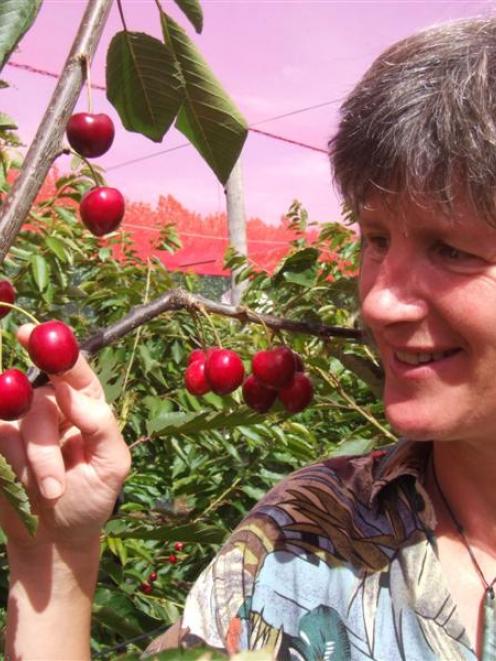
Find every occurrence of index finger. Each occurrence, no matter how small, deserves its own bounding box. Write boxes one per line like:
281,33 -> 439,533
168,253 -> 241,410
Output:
16,324 -> 104,400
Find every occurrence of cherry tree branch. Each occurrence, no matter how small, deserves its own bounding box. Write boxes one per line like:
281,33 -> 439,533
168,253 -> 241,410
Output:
0,0 -> 114,264
30,288 -> 384,392
81,288 -> 363,354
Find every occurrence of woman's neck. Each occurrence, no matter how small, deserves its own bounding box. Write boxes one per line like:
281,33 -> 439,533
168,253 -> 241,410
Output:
431,440 -> 496,549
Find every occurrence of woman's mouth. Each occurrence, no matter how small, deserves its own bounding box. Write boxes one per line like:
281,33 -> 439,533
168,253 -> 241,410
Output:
394,348 -> 461,366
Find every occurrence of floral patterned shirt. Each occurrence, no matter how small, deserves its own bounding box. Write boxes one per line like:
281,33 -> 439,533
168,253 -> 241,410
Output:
146,440 -> 478,660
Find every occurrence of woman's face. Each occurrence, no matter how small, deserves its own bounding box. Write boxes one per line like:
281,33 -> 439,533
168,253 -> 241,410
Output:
359,194 -> 496,444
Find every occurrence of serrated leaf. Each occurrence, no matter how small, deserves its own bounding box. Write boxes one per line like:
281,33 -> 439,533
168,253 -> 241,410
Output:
106,31 -> 184,142
116,520 -> 226,543
173,0 -> 203,33
93,587 -> 161,639
45,236 -> 69,262
0,454 -> 37,535
0,0 -> 42,73
30,253 -> 49,291
0,112 -> 17,130
274,248 -> 319,279
161,12 -> 247,184
331,437 -> 376,457
147,407 -> 265,436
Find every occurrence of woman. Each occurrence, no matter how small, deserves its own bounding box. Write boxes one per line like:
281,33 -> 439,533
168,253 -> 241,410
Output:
4,14 -> 496,660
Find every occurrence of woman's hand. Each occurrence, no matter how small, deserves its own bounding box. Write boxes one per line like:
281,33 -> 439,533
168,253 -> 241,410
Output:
0,323 -> 131,551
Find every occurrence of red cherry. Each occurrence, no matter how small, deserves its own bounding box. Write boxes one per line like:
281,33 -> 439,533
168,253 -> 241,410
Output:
205,349 -> 245,395
173,541 -> 184,552
148,571 -> 158,582
187,349 -> 207,365
79,187 -> 125,236
139,582 -> 153,594
242,374 -> 277,413
252,347 -> 296,389
0,280 -> 15,319
184,358 -> 210,396
0,368 -> 33,421
168,554 -> 178,564
28,321 -> 79,374
278,372 -> 314,414
293,352 -> 305,372
66,112 -> 115,158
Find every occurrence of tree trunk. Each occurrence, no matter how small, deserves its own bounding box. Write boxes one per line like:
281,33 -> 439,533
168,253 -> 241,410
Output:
0,0 -> 114,265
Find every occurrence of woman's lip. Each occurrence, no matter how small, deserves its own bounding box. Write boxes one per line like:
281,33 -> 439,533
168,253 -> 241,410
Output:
394,348 -> 460,365
388,348 -> 462,377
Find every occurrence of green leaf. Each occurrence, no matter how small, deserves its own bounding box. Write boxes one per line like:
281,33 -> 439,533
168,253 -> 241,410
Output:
274,248 -> 319,282
331,437 -> 376,457
0,0 -> 42,73
0,112 -> 17,130
161,12 -> 248,184
147,407 -> 265,436
45,236 -> 69,262
106,31 -> 184,142
283,267 -> 317,288
116,520 -> 226,543
0,454 -> 37,535
30,254 -> 49,291
93,587 -> 161,640
173,0 -> 203,33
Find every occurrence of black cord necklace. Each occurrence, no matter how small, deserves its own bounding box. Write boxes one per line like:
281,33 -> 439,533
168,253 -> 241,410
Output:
431,459 -> 496,658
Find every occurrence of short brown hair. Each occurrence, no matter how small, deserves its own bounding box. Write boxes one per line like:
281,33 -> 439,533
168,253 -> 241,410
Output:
329,16 -> 496,223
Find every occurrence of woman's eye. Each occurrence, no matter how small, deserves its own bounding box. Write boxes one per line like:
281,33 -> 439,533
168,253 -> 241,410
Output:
363,235 -> 389,255
434,243 -> 473,261
432,242 -> 486,271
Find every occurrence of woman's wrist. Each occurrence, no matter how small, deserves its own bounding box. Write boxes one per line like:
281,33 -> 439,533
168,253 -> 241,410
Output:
6,537 -> 101,659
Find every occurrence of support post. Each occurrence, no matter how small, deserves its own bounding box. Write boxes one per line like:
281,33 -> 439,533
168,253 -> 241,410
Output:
224,156 -> 248,305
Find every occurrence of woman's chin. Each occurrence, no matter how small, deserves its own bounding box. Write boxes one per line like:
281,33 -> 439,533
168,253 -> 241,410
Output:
385,405 -> 443,441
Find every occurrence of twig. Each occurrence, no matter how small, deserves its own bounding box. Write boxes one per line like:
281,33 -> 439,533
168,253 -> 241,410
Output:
316,367 -> 395,442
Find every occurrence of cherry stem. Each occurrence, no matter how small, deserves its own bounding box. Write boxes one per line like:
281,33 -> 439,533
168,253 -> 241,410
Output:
0,303 -> 39,326
251,310 -> 271,345
190,309 -> 208,351
120,260 -> 152,425
116,0 -> 129,31
71,150 -> 100,187
197,304 -> 222,348
82,54 -> 94,114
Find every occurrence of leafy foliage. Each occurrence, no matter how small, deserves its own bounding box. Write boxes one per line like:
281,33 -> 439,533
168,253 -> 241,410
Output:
106,32 -> 184,142
173,0 -> 204,34
105,5 -> 247,184
0,454 -> 37,535
0,136 -> 389,655
0,0 -> 42,74
162,12 -> 248,184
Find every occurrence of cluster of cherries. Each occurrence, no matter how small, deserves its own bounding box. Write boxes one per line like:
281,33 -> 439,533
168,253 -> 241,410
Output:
66,112 -> 125,236
185,345 -> 314,414
0,281 -> 80,421
139,541 -> 185,595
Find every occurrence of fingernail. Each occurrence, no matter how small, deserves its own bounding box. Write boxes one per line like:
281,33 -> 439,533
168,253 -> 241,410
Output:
40,477 -> 63,499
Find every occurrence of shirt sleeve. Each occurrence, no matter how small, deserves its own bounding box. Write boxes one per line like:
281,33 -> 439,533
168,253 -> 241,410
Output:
144,529 -> 261,656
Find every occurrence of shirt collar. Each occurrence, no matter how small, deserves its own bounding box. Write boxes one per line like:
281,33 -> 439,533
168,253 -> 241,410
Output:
369,438 -> 433,509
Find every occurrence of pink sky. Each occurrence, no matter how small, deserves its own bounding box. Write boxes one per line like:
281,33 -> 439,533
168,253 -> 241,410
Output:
1,0 -> 492,225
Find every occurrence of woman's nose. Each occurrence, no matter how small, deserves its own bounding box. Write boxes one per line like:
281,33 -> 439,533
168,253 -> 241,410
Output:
360,255 -> 429,329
